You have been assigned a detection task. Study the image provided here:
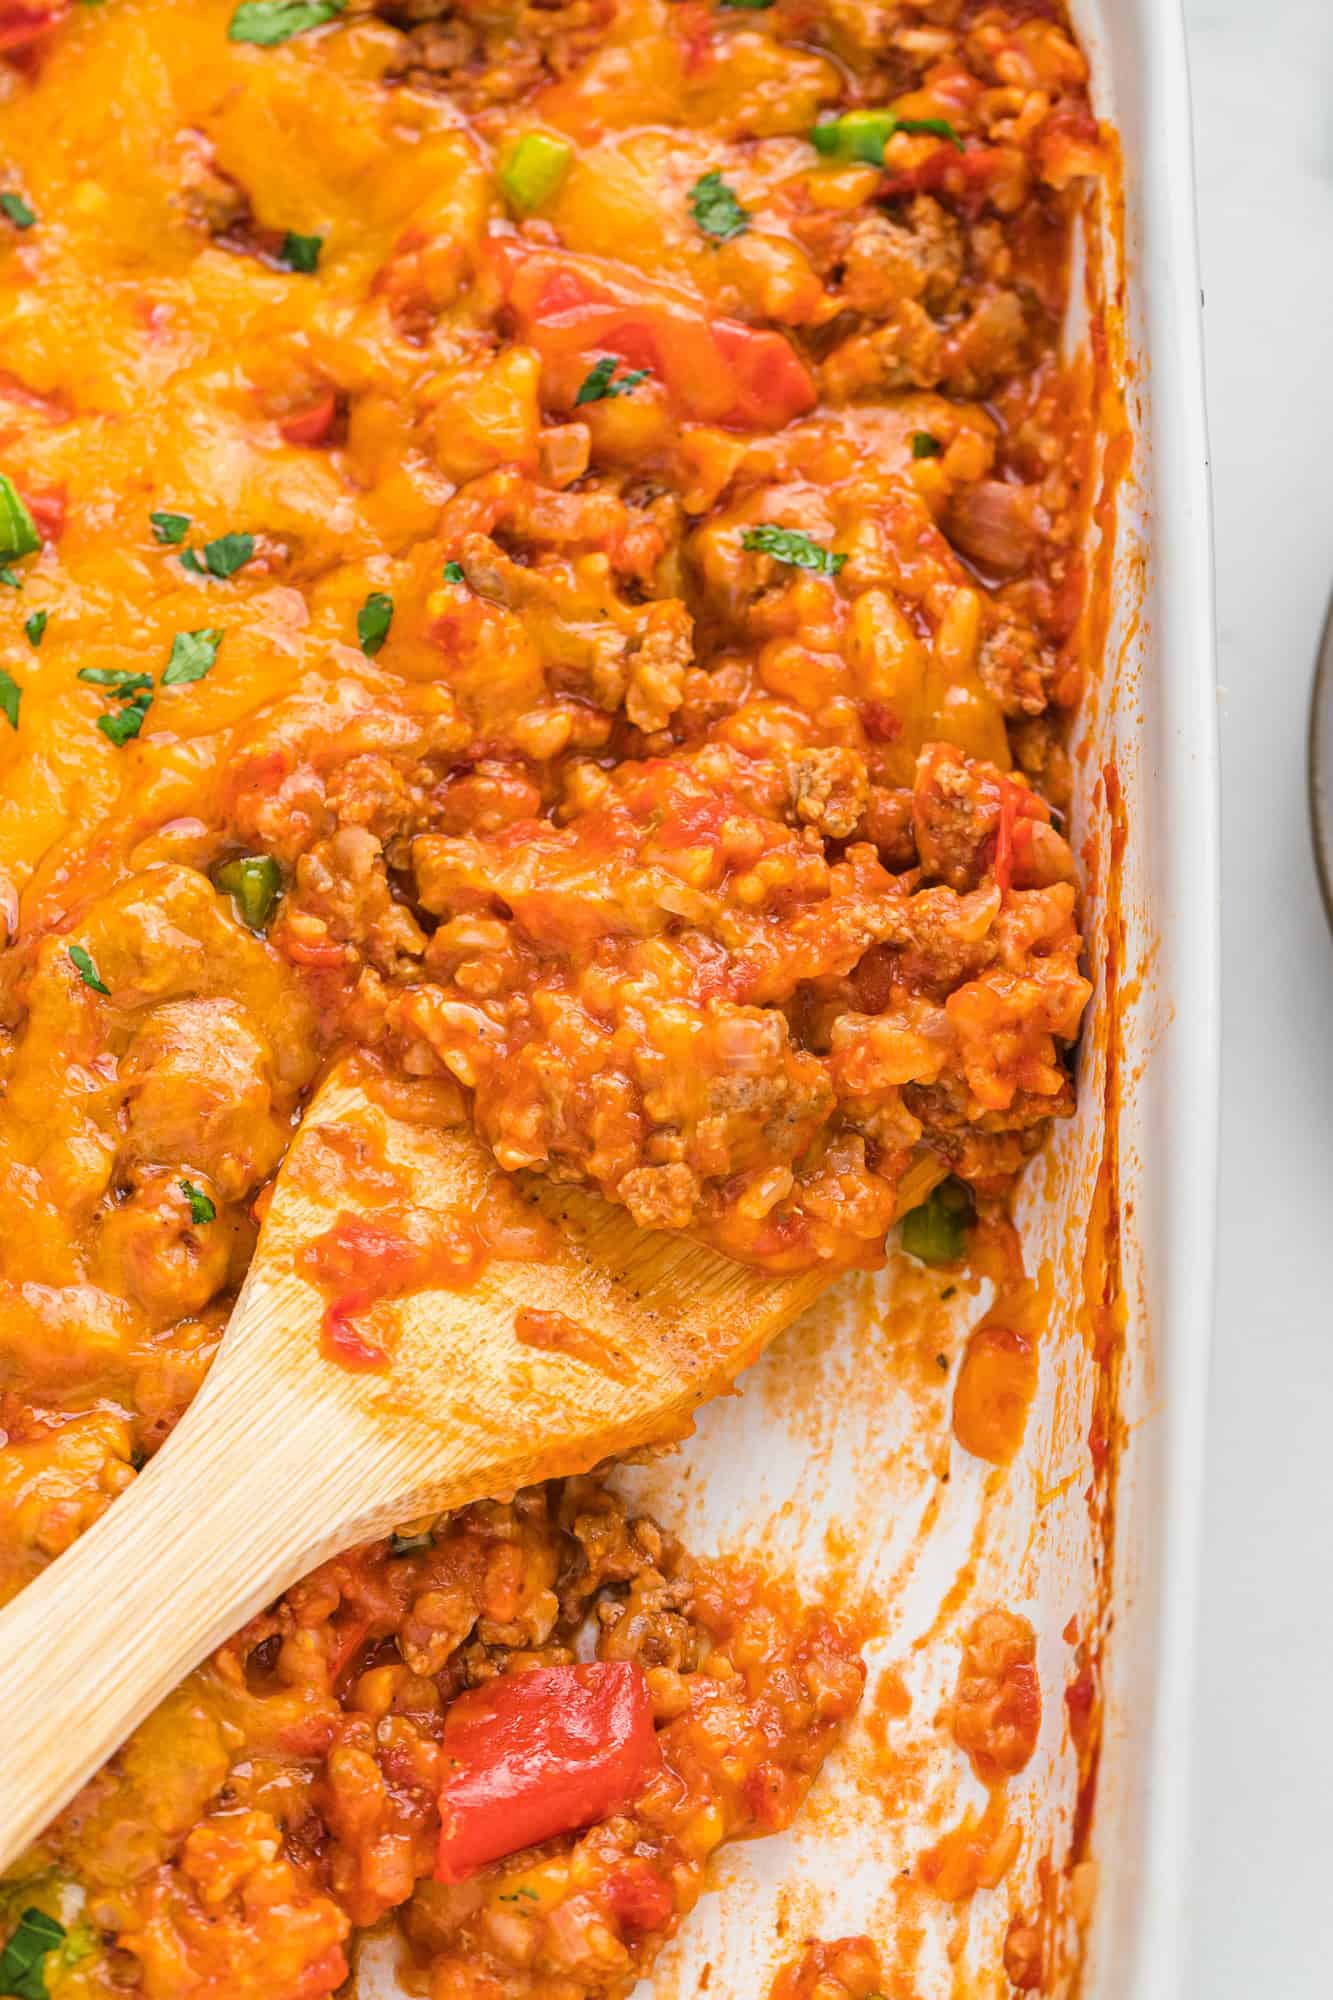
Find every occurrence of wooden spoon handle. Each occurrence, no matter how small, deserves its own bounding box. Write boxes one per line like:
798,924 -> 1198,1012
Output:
0,1369 -> 358,1875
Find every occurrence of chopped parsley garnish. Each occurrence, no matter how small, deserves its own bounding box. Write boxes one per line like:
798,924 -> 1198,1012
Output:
279,231 -> 323,273
227,0 -> 344,45
0,568 -> 20,589
442,560 -> 465,585
81,666 -> 154,744
78,666 -> 153,694
899,1178 -> 974,1266
150,510 -> 191,545
162,628 -> 223,685
810,109 -> 963,166
357,590 -> 393,658
180,532 -> 254,579
720,0 -> 775,8
911,431 -> 942,459
741,523 -> 847,576
0,192 -> 35,230
0,667 -> 20,730
895,116 -> 964,150
180,1180 -> 216,1225
497,1886 -> 541,1903
689,170 -> 749,243
68,944 -> 109,995
0,1907 -> 66,2000
83,626 -> 220,738
575,356 -> 650,406
216,853 -> 281,930
97,693 -> 152,744
0,474 -> 40,563
390,1528 -> 433,1557
24,609 -> 46,647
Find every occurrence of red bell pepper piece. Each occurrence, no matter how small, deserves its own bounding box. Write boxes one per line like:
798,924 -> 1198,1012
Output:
24,485 -> 65,542
435,1661 -> 663,1882
993,770 -> 1016,900
712,318 -> 817,431
0,2 -> 66,55
279,389 -> 339,449
991,771 -> 1044,899
496,244 -> 815,433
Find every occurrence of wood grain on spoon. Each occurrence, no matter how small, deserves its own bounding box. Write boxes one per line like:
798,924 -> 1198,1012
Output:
0,1056 -> 838,1872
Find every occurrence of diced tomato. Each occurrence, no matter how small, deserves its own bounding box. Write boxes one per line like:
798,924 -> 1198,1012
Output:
742,1760 -> 796,1829
529,264 -> 593,317
881,141 -> 1000,218
711,320 -> 818,432
993,772 -> 1016,899
1036,100 -> 1104,188
300,1211 -> 488,1370
605,1861 -> 674,1934
304,1217 -> 423,1371
0,369 -> 69,417
323,1296 -> 390,1370
496,245 -> 815,433
859,701 -> 902,744
305,1216 -> 426,1295
24,485 -> 65,542
991,771 -> 1044,899
279,389 -> 339,449
435,1661 -> 663,1883
633,781 -> 734,854
674,0 -> 716,74
0,1 -> 66,55
282,935 -> 349,969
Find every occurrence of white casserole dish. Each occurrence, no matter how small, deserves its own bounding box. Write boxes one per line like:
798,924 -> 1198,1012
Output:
1065,3 -> 1219,1996
361,4 -> 1219,1993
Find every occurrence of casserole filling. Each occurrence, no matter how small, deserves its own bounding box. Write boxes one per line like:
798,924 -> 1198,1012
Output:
19,1479 -> 864,1999
0,0 -> 1107,1991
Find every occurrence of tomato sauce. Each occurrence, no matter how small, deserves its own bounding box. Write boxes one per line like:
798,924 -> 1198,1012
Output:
298,1210 -> 489,1368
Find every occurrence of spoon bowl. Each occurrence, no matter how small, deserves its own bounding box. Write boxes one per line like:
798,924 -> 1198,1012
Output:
0,1056 -> 842,1873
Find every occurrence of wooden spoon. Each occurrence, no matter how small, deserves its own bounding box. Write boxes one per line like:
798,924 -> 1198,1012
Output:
0,1056 -> 844,1872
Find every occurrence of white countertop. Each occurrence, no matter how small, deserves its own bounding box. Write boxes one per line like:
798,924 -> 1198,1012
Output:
1183,0 -> 1333,1988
